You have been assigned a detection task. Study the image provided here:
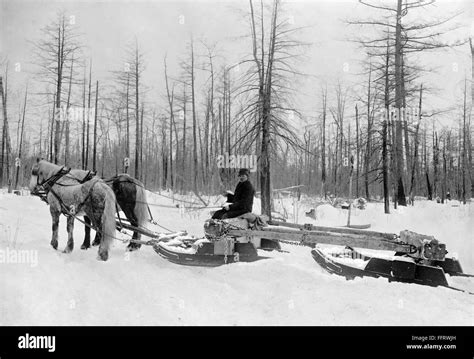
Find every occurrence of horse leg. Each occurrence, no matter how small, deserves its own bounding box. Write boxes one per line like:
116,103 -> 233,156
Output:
81,216 -> 91,250
63,215 -> 74,253
123,207 -> 141,252
50,208 -> 60,250
92,231 -> 102,247
114,179 -> 141,252
92,217 -> 102,247
127,222 -> 141,251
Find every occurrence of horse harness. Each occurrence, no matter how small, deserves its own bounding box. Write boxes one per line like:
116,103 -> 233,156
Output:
32,166 -> 71,204
33,166 -> 99,218
78,170 -> 96,184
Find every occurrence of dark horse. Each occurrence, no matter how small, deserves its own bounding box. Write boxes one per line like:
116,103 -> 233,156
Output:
67,168 -> 149,251
29,160 -> 117,261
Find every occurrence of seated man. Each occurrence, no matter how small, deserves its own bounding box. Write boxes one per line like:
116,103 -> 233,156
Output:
212,168 -> 255,220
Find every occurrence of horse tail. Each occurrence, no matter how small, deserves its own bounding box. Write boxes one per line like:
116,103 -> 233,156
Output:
134,183 -> 149,227
98,184 -> 117,261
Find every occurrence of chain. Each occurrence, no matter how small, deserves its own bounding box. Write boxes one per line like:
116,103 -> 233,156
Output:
224,238 -> 229,264
276,238 -> 314,248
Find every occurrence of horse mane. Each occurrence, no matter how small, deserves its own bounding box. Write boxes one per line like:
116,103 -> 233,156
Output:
114,173 -> 144,187
68,168 -> 92,182
37,160 -> 63,179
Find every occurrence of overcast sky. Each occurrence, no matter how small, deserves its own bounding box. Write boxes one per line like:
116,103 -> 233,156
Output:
0,0 -> 471,144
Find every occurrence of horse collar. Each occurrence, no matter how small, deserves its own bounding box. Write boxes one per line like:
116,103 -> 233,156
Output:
41,167 -> 71,192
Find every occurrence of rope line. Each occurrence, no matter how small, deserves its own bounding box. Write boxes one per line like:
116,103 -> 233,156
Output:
32,167 -> 180,239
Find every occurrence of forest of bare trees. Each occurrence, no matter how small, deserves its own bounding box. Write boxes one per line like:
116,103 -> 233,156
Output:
0,0 -> 472,218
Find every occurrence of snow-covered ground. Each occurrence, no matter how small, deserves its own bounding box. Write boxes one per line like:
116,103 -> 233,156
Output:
0,189 -> 473,326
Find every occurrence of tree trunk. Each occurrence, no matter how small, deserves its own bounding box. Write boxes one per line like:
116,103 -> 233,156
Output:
190,40 -> 198,192
92,81 -> 98,172
125,72 -> 130,173
382,109 -> 390,213
15,86 -> 27,189
462,78 -> 467,204
401,53 -> 410,190
64,54 -> 74,166
409,84 -> 423,205
365,65 -> 372,200
85,61 -> 92,169
134,44 -> 140,180
81,68 -> 86,169
1,76 -> 12,188
355,104 -> 360,198
54,19 -> 65,165
394,0 -> 406,206
426,171 -> 432,200
321,87 -> 327,199
164,57 -> 174,188
140,104 -> 144,178
259,0 -> 279,219
182,86 -> 187,192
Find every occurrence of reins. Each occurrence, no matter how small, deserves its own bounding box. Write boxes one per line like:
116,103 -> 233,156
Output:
31,165 -> 180,241
38,166 -> 71,193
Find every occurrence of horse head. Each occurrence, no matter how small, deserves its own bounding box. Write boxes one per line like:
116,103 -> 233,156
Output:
29,159 -> 61,193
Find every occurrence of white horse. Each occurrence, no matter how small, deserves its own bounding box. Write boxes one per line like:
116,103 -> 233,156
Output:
29,159 -> 117,261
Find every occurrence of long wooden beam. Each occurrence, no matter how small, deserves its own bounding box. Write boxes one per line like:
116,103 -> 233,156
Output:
268,220 -> 397,240
227,229 -> 413,253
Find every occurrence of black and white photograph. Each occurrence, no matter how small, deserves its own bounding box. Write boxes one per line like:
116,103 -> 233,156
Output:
0,0 -> 472,347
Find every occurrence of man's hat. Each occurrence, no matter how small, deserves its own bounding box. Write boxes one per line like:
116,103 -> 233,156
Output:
238,168 -> 250,176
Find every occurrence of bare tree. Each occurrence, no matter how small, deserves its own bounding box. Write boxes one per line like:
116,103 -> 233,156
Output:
164,55 -> 176,188
178,39 -> 200,191
112,40 -> 145,179
92,81 -> 99,172
243,0 -> 304,218
320,86 -> 328,198
349,0 -> 466,207
15,85 -> 28,189
0,75 -> 13,189
32,11 -> 82,164
64,53 -> 75,165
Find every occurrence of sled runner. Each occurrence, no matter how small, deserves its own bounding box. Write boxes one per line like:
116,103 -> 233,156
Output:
311,246 -> 473,293
345,224 -> 371,229
154,240 -> 260,267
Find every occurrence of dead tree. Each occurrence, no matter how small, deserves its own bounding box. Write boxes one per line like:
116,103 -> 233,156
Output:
244,0 -> 305,218
461,78 -> 469,203
320,86 -> 328,198
85,61 -> 92,169
15,86 -> 28,189
92,81 -> 99,172
112,40 -> 145,179
32,12 -> 82,164
64,53 -> 75,165
134,42 -> 142,180
408,84 -> 423,205
355,104 -> 360,198
164,55 -> 175,188
178,39 -> 199,192
0,75 -> 13,188
349,0 -> 465,207
330,82 -> 348,197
